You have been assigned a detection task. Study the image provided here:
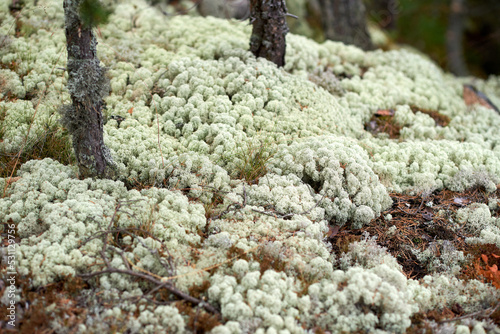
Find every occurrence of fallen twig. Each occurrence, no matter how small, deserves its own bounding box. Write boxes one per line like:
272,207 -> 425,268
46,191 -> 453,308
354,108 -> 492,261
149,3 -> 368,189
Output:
438,301 -> 500,324
251,193 -> 326,219
79,267 -> 219,315
209,184 -> 326,221
78,200 -> 220,316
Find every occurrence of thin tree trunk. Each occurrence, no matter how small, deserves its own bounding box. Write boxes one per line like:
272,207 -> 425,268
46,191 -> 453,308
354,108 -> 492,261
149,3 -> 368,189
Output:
317,0 -> 373,50
446,0 -> 468,76
249,0 -> 289,67
62,0 -> 115,178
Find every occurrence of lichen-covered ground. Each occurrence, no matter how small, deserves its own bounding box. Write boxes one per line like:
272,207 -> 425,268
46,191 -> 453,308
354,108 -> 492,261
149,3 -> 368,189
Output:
1,0 -> 500,333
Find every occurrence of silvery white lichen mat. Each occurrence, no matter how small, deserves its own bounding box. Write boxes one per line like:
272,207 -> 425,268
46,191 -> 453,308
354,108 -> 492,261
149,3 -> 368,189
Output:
1,0 -> 500,333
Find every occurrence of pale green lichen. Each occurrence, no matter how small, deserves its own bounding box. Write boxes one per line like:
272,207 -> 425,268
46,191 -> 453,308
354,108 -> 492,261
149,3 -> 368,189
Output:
268,136 -> 392,227
421,274 -> 499,314
2,158 -> 207,287
412,240 -> 467,276
2,0 -> 500,332
458,203 -> 500,248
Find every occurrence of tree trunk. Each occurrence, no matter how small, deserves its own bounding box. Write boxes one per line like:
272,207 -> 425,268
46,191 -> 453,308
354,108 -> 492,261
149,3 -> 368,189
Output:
317,0 -> 373,50
249,0 -> 288,67
446,0 -> 468,76
62,0 -> 115,178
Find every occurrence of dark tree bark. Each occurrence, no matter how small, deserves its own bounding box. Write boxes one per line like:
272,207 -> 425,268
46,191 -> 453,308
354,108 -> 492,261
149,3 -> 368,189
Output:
317,0 -> 373,50
446,0 -> 468,76
61,0 -> 115,178
249,0 -> 289,67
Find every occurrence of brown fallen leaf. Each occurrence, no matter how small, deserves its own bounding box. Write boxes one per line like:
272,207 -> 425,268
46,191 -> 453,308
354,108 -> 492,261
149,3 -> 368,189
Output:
327,225 -> 340,239
374,109 -> 395,117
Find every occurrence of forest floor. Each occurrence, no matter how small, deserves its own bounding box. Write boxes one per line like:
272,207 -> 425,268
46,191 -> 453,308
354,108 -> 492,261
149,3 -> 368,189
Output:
1,175 -> 500,332
1,99 -> 500,333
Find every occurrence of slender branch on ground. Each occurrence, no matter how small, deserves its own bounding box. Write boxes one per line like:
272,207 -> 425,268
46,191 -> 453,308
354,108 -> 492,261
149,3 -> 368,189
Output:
438,301 -> 500,324
210,201 -> 243,221
397,206 -> 414,215
109,245 -> 131,271
251,193 -> 326,219
200,185 -> 232,195
77,201 -> 220,316
81,225 -> 176,276
207,184 -> 326,221
79,267 -> 219,315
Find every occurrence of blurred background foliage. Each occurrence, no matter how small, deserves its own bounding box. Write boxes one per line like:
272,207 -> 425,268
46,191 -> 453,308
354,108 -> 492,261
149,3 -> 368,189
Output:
184,0 -> 500,77
10,0 -> 498,77
365,0 -> 500,77
182,0 -> 500,77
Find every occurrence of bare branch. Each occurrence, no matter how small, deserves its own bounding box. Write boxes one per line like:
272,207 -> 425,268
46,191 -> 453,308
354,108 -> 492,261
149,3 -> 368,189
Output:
74,200 -> 217,315
438,301 -> 500,324
79,267 -> 220,315
208,184 -> 326,221
252,193 -> 326,219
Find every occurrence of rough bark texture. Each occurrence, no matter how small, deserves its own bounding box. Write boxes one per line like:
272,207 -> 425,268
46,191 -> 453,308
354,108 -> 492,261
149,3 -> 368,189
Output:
249,0 -> 288,67
62,0 -> 115,179
446,0 -> 468,76
317,0 -> 373,50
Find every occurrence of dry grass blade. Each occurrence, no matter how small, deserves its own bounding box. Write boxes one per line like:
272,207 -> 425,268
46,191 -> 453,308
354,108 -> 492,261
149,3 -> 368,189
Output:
233,135 -> 279,184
